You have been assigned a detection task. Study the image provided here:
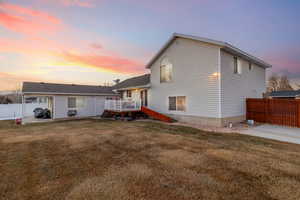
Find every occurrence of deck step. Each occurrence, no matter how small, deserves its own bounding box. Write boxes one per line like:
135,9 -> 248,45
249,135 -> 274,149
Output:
141,106 -> 174,123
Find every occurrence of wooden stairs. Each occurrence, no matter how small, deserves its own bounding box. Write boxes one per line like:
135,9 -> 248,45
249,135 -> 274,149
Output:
141,106 -> 174,123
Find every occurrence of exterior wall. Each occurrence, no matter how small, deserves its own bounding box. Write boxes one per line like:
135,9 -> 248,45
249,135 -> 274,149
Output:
149,38 -> 221,119
53,96 -> 68,119
122,89 -> 141,101
53,95 -> 111,119
220,50 -> 266,119
95,96 -> 106,116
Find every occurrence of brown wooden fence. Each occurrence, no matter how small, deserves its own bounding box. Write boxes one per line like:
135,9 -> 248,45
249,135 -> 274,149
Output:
246,98 -> 300,128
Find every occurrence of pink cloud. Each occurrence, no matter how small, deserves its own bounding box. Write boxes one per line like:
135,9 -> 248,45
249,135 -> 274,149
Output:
0,3 -> 62,36
265,54 -> 300,74
41,0 -> 95,7
60,52 -> 145,74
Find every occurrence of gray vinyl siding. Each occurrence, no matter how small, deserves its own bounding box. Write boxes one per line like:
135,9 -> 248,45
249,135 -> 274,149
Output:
53,95 -> 110,119
220,50 -> 266,118
149,38 -> 221,118
53,96 -> 68,119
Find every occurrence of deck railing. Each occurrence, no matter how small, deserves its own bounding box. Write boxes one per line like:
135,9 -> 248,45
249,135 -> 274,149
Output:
104,100 -> 141,112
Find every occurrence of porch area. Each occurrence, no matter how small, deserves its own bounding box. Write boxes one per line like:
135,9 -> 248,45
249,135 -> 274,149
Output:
104,99 -> 142,112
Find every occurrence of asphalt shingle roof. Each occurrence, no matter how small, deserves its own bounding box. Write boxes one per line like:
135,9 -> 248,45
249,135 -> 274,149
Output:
22,82 -> 115,95
269,90 -> 300,98
113,74 -> 150,90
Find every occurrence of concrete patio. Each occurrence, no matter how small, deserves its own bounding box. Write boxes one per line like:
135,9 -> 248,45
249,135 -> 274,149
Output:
240,124 -> 300,145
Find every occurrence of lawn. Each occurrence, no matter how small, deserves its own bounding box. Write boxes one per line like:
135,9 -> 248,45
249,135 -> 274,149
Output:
0,119 -> 300,200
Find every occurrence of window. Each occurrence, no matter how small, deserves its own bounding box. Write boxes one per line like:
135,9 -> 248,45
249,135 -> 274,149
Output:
126,90 -> 132,98
68,97 -> 85,109
249,62 -> 252,71
68,97 -> 76,108
169,96 -> 186,111
169,97 -> 176,111
160,57 -> 173,82
234,57 -> 242,74
176,96 -> 186,111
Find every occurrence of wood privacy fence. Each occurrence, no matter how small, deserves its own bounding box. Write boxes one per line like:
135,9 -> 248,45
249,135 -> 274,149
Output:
246,98 -> 300,128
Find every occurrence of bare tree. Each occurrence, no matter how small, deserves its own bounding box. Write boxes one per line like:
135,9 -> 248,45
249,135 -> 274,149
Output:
278,76 -> 294,91
267,73 -> 280,92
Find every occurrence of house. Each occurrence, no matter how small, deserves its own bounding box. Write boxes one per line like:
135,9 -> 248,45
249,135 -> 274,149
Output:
113,74 -> 150,107
269,90 -> 300,99
22,82 -> 118,120
22,33 -> 272,127
116,33 -> 271,126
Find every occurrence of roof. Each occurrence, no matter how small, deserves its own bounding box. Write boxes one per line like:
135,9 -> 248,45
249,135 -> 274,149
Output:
269,90 -> 300,98
113,74 -> 150,90
146,33 -> 272,69
22,82 -> 116,95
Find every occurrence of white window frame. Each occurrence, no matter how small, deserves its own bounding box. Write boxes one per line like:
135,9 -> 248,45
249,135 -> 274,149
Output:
168,96 -> 186,111
249,62 -> 252,71
67,96 -> 85,109
126,90 -> 132,98
234,57 -> 242,75
160,57 -> 173,83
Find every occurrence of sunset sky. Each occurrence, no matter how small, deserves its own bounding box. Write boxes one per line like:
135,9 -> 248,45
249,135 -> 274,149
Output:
0,0 -> 299,91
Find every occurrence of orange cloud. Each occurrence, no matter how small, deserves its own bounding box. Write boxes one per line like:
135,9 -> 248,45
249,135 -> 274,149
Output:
0,72 -> 38,91
0,3 -> 62,35
60,52 -> 146,74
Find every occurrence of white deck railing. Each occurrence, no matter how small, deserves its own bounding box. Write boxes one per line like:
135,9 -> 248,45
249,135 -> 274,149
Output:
104,100 -> 141,112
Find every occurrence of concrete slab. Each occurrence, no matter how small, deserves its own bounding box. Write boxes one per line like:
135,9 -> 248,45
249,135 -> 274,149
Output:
240,124 -> 300,145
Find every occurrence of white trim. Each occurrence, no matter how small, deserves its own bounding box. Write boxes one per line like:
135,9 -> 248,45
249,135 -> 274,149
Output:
22,92 -> 118,96
114,84 -> 151,91
146,33 -> 272,69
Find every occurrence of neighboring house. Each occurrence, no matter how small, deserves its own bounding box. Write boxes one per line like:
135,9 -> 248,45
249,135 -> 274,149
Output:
117,33 -> 271,126
22,82 -> 118,119
269,90 -> 300,99
113,74 -> 150,106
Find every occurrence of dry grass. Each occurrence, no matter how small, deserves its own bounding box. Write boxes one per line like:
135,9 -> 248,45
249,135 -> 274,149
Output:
1,119 -> 300,200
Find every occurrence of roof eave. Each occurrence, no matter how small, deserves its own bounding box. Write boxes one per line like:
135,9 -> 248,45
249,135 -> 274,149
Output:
114,84 -> 151,91
269,95 -> 295,98
146,33 -> 272,69
222,44 -> 272,69
22,92 -> 118,96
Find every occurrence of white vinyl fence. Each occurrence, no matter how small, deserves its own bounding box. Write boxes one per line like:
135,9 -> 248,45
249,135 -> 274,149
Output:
0,103 -> 47,120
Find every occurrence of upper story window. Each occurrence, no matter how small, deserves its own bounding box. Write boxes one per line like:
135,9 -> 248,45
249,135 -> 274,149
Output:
126,90 -> 132,98
160,57 -> 173,83
249,62 -> 252,71
234,57 -> 242,74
